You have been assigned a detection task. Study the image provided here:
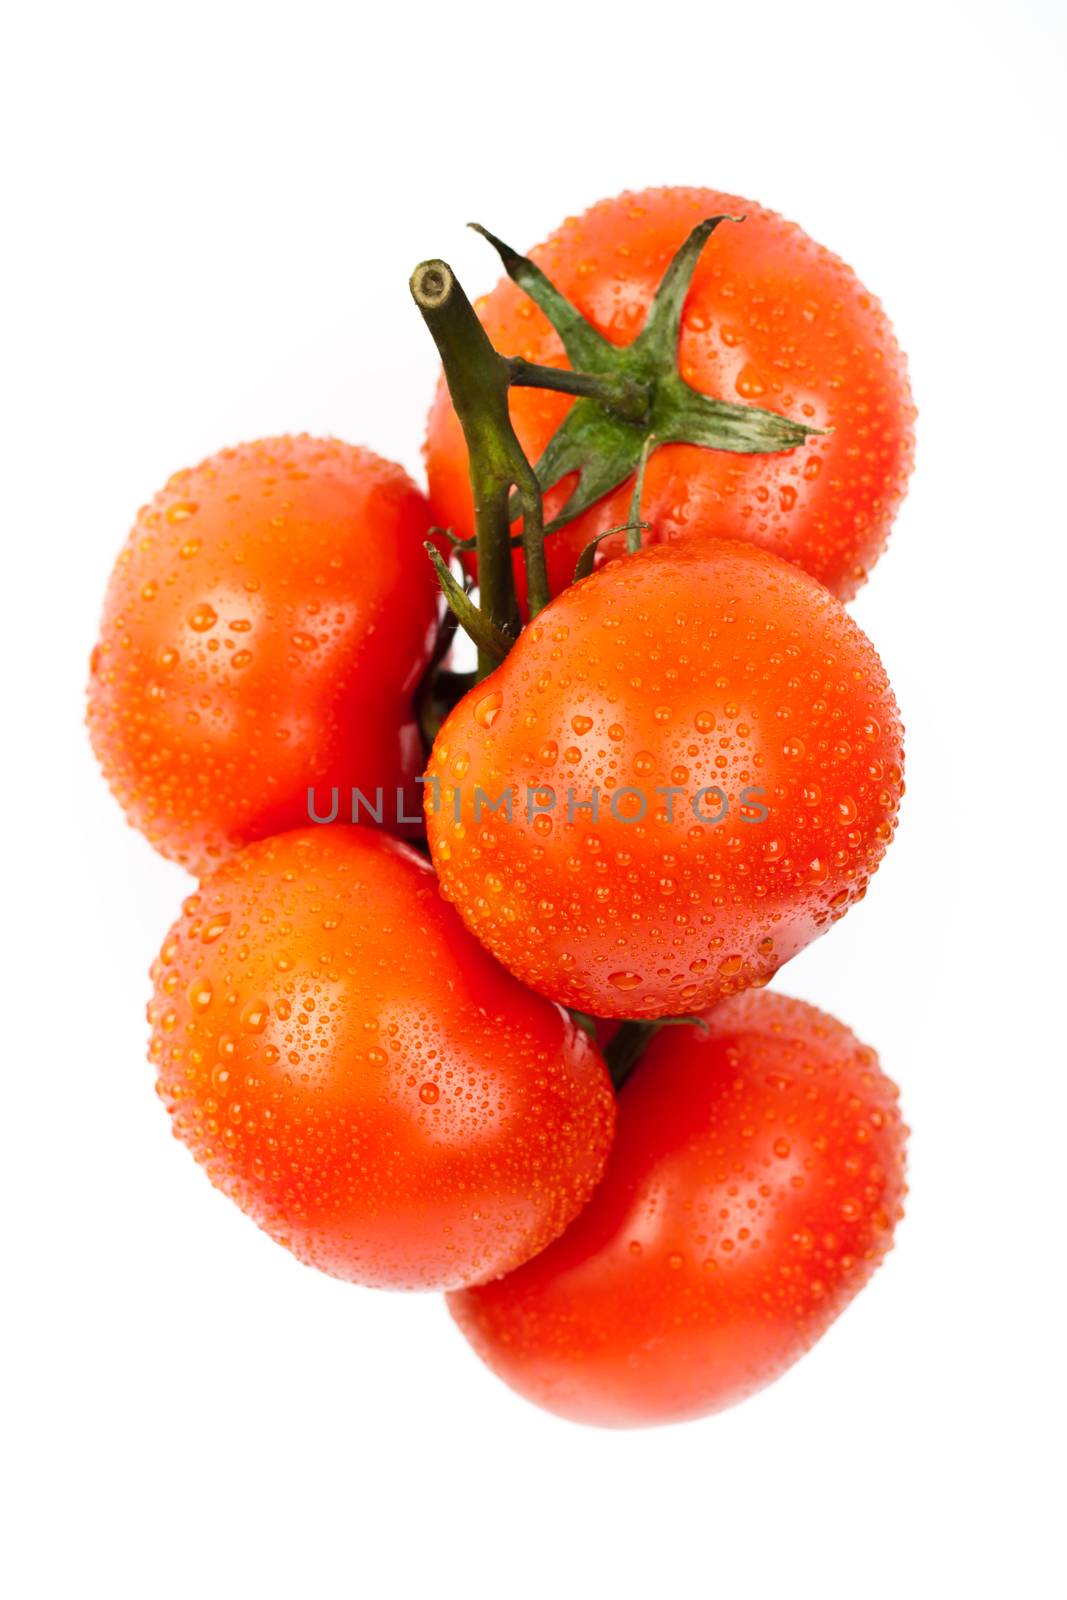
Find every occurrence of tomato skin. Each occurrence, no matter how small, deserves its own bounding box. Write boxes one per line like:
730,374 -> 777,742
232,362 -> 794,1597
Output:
88,436 -> 440,874
147,826 -> 615,1291
425,187 -> 915,606
425,540 -> 903,1019
449,990 -> 907,1427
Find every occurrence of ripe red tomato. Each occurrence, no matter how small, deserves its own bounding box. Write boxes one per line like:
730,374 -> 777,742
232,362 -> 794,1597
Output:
450,990 -> 907,1427
425,540 -> 903,1019
147,826 -> 615,1290
425,186 -> 915,606
88,436 -> 441,874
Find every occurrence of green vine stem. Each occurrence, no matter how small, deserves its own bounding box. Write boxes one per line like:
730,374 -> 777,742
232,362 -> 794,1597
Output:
423,543 -> 512,666
605,1016 -> 709,1091
410,260 -> 549,670
506,356 -> 650,423
626,433 -> 655,554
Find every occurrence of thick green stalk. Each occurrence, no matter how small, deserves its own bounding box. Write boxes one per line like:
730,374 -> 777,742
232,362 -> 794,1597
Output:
410,261 -> 550,663
604,1021 -> 660,1091
605,1015 -> 709,1090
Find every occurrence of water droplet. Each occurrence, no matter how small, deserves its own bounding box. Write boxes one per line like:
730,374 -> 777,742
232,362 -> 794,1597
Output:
188,603 -> 218,632
241,999 -> 269,1033
474,690 -> 503,729
608,971 -> 643,991
735,363 -> 766,398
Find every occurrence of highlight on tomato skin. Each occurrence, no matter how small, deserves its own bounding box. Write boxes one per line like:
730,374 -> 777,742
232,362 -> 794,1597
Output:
87,436 -> 443,876
425,186 -> 916,609
448,990 -> 908,1429
425,538 -> 904,1020
147,826 -> 616,1292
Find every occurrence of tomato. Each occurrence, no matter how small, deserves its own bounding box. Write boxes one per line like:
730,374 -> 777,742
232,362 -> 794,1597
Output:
88,436 -> 441,874
147,826 -> 615,1290
425,539 -> 903,1019
450,990 -> 907,1427
425,186 -> 915,607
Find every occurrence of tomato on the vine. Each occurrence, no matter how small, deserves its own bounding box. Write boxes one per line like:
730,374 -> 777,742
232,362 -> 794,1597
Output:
425,539 -> 903,1019
147,826 -> 615,1291
450,990 -> 908,1427
425,186 -> 915,607
88,436 -> 442,874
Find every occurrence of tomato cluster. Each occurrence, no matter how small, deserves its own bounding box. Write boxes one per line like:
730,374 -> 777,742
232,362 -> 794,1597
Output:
89,187 -> 913,1427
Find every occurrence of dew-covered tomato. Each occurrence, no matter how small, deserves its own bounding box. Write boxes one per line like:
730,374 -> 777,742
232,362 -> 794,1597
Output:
147,826 -> 615,1291
449,990 -> 908,1427
425,539 -> 903,1019
88,436 -> 441,874
425,187 -> 915,606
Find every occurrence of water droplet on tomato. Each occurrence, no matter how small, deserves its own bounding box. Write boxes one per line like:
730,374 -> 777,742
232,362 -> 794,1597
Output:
188,978 -> 213,1011
241,999 -> 269,1033
608,971 -> 643,991
474,690 -> 503,729
735,363 -> 766,398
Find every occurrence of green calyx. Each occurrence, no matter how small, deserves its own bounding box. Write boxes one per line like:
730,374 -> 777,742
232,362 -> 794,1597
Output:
407,217 -> 823,692
469,217 -> 822,535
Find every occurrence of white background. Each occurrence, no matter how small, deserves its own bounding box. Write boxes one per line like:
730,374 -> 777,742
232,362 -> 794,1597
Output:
3,2 -> 1065,1595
